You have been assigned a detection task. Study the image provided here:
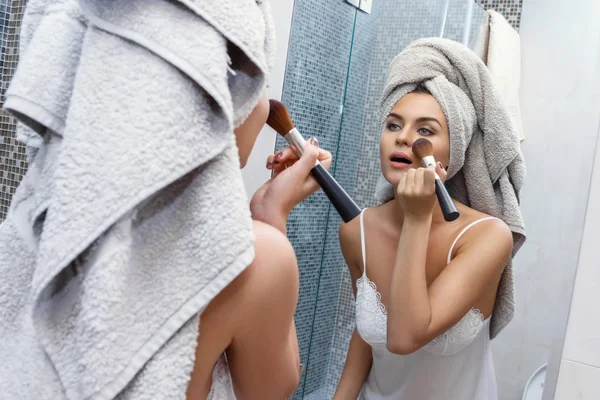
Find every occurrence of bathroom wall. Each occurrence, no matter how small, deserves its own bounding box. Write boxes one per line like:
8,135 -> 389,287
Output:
0,0 -> 26,222
533,1 -> 600,397
502,0 -> 600,399
554,125 -> 600,398
554,121 -> 600,399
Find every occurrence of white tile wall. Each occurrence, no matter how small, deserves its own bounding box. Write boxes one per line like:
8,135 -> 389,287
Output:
563,165 -> 600,363
555,360 -> 600,400
555,110 -> 600,399
494,0 -> 600,399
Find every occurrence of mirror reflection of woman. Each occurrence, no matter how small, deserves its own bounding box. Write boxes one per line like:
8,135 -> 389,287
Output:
334,39 -> 526,400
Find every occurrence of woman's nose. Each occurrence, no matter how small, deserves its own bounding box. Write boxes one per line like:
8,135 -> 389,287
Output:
395,128 -> 412,148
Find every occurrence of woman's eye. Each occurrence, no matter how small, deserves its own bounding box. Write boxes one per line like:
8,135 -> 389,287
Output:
387,123 -> 401,131
418,128 -> 433,136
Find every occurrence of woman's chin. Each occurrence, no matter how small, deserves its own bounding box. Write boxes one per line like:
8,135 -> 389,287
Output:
382,169 -> 409,185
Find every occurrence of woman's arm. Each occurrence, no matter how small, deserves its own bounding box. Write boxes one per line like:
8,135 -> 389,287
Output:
334,329 -> 372,400
188,221 -> 300,400
386,168 -> 513,355
226,221 -> 301,399
333,221 -> 373,399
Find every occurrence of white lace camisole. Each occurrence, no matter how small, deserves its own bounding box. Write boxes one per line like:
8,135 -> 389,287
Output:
207,353 -> 236,400
355,209 -> 498,400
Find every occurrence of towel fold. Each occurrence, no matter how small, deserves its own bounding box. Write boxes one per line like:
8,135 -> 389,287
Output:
373,38 -> 526,339
0,0 -> 274,399
487,10 -> 525,141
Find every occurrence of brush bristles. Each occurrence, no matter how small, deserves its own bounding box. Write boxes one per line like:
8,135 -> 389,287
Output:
267,99 -> 295,136
412,138 -> 433,160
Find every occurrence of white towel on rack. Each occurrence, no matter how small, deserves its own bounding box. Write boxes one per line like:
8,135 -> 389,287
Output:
487,10 -> 524,141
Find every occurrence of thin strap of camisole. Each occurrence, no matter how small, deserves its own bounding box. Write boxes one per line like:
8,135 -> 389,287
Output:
446,217 -> 498,264
359,208 -> 367,276
360,210 -> 498,275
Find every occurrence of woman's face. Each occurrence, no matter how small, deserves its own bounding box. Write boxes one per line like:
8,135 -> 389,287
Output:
235,92 -> 270,168
380,92 -> 450,187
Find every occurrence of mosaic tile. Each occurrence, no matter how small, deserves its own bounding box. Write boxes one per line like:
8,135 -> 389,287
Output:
476,0 -> 523,30
0,0 -> 26,222
277,1 -> 357,397
301,10 -> 376,398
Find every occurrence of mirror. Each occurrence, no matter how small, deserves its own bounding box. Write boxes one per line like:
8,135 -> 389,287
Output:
271,1 -> 591,399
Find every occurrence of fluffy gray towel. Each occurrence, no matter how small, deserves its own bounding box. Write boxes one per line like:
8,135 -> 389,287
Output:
373,38 -> 526,339
0,0 -> 274,399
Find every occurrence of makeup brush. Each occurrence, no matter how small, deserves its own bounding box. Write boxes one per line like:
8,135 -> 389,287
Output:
412,138 -> 460,222
267,99 -> 361,223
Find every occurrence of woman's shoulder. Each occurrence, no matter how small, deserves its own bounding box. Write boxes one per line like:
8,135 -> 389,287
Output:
455,202 -> 511,233
339,213 -> 361,255
245,221 -> 298,297
339,205 -> 387,240
451,203 -> 513,261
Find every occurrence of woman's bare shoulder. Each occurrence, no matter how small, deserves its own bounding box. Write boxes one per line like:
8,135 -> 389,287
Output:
455,203 -> 511,232
339,205 -> 391,269
339,210 -> 364,271
246,220 -> 298,299
451,203 -> 513,264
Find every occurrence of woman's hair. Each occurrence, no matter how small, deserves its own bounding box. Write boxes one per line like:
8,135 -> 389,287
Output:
410,82 -> 431,95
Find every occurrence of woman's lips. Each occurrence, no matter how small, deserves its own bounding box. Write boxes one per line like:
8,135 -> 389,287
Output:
390,151 -> 413,169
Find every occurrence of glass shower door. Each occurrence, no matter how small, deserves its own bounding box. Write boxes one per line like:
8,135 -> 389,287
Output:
276,2 -> 363,399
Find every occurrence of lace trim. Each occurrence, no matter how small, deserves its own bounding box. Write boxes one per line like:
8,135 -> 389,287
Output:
356,272 -> 488,354
356,275 -> 387,316
207,354 -> 236,400
423,308 -> 487,356
470,308 -> 485,323
356,274 -> 388,344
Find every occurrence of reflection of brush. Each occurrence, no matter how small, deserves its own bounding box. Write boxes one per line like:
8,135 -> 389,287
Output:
412,138 -> 460,222
267,99 -> 361,223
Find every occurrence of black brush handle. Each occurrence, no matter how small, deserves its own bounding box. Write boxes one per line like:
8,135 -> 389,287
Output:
435,179 -> 460,222
310,163 -> 361,223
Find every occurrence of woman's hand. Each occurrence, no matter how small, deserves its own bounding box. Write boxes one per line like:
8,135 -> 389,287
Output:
250,139 -> 332,233
396,163 -> 447,220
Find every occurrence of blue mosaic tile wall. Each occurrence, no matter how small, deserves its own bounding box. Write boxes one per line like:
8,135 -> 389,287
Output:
0,0 -> 26,222
277,1 -> 359,398
304,9 -> 376,398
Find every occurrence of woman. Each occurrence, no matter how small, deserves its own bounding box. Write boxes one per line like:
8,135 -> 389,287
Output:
334,38 -> 525,400
187,92 -> 332,400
